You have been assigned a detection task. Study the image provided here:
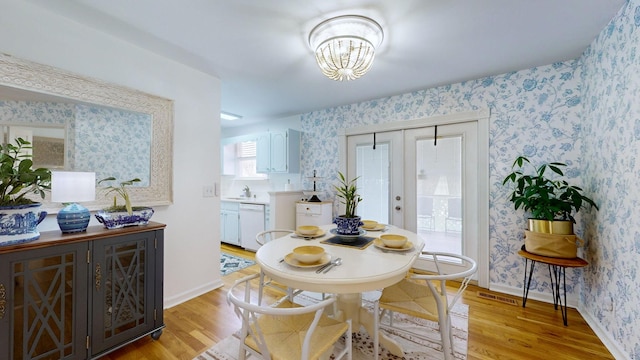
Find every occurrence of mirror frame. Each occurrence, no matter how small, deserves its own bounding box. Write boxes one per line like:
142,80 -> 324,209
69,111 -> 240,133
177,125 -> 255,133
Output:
0,53 -> 173,213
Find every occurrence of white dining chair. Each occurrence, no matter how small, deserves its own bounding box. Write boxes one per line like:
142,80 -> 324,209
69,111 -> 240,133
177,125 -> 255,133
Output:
373,251 -> 477,360
255,229 -> 297,304
255,229 -> 294,246
227,273 -> 352,360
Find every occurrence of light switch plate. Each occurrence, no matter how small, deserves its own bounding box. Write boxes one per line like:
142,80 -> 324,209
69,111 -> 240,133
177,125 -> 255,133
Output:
203,185 -> 214,197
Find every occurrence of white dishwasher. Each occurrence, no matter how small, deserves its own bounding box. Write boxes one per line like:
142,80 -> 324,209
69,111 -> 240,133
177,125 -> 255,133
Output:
239,203 -> 265,251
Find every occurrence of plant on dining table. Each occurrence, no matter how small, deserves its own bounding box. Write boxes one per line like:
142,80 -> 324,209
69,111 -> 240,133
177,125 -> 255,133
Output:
334,171 -> 361,218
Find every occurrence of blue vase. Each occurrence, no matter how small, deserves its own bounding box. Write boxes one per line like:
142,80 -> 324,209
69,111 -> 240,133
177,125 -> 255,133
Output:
333,215 -> 363,235
57,203 -> 91,233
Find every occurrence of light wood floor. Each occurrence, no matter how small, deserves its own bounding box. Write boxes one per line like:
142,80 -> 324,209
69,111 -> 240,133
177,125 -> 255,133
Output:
100,244 -> 614,360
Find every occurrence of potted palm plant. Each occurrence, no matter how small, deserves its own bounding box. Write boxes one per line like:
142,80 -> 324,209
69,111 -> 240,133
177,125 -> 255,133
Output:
95,177 -> 154,229
503,156 -> 599,257
333,171 -> 363,235
503,156 -> 599,233
0,138 -> 51,246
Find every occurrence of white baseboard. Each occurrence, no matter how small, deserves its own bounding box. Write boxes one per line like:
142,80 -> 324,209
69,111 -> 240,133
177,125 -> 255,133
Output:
488,283 -> 579,308
578,308 -> 629,360
163,279 -> 224,309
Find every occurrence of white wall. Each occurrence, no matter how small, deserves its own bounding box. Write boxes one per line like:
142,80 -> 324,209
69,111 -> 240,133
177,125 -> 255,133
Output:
0,0 -> 223,307
221,115 -> 302,138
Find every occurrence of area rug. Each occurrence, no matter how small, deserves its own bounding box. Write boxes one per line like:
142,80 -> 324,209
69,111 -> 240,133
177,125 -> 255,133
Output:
195,291 -> 468,359
220,252 -> 255,276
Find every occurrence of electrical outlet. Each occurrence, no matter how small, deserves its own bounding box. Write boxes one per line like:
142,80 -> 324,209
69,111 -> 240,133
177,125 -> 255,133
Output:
203,185 -> 214,198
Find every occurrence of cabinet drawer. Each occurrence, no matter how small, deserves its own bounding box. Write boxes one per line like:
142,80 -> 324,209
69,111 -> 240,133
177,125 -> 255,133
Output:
221,201 -> 240,211
296,203 -> 326,215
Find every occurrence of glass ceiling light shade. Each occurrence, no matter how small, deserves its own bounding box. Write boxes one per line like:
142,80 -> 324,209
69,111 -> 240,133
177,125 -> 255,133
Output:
309,15 -> 384,81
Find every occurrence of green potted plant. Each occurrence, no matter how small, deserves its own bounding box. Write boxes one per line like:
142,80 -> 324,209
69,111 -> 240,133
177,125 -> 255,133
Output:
503,155 -> 599,234
333,171 -> 363,236
0,138 -> 51,245
95,177 -> 154,229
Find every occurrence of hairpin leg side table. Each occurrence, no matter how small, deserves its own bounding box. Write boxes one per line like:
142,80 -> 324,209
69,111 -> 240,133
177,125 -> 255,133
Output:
518,245 -> 588,326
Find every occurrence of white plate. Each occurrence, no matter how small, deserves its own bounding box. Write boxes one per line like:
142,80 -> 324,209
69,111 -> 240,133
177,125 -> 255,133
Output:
284,253 -> 332,268
329,228 -> 367,238
294,229 -> 326,238
373,238 -> 414,252
361,224 -> 387,231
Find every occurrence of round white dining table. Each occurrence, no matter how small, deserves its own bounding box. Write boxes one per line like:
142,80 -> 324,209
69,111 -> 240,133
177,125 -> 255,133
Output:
255,224 -> 425,357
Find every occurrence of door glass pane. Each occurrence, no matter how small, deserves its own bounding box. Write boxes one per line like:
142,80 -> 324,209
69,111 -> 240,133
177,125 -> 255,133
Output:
12,252 -> 76,360
355,142 -> 389,222
416,136 -> 462,254
103,240 -> 146,338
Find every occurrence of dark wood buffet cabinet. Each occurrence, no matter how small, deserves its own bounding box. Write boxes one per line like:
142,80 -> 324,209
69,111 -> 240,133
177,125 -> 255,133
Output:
0,221 -> 165,360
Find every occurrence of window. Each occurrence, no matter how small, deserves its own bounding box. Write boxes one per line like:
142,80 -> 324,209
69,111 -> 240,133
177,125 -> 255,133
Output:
236,141 -> 266,179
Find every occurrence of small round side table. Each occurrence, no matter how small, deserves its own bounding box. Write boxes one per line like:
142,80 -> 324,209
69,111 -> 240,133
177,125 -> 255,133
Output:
518,245 -> 588,326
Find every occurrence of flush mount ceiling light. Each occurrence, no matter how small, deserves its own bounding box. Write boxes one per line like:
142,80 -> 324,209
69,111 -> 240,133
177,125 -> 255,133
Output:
309,15 -> 384,81
220,111 -> 242,121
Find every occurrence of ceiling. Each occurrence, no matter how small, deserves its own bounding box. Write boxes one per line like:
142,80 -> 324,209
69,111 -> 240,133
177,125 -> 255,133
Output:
26,0 -> 625,128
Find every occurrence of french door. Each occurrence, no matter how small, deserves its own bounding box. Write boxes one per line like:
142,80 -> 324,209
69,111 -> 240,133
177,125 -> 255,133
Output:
346,131 -> 404,226
341,111 -> 489,286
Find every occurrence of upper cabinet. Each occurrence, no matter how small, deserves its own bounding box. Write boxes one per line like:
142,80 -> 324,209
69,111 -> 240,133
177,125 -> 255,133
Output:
256,129 -> 300,173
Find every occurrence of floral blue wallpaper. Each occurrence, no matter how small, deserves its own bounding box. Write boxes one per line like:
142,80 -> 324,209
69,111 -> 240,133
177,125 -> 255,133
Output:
0,100 -> 152,186
580,1 -> 640,358
302,60 -> 585,290
0,100 -> 73,126
73,104 -> 151,185
300,1 -> 636,357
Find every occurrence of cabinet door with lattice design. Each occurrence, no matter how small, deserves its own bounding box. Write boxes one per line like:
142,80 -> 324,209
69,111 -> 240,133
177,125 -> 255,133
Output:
0,242 -> 89,360
90,231 -> 158,356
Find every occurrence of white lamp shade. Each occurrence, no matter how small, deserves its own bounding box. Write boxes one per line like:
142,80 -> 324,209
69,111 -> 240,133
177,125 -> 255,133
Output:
51,171 -> 96,203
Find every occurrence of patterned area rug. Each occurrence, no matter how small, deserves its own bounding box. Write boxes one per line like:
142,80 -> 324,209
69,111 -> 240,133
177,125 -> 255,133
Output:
194,291 -> 468,360
220,252 -> 255,276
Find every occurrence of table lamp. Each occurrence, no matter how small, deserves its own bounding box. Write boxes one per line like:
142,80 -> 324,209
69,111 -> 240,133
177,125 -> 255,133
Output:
51,171 -> 96,233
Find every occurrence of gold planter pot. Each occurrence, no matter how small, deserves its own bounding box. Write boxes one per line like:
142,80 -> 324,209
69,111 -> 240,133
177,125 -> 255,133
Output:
528,219 -> 574,235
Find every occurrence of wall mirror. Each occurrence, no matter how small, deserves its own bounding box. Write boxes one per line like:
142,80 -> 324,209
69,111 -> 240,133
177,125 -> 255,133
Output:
0,53 -> 173,213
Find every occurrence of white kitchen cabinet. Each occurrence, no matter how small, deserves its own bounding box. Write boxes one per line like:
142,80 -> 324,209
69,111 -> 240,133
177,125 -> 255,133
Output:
296,201 -> 333,227
220,201 -> 240,245
256,132 -> 271,173
256,129 -> 300,173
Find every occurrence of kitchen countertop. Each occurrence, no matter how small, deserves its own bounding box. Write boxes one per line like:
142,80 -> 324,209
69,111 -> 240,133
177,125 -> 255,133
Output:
221,197 -> 270,205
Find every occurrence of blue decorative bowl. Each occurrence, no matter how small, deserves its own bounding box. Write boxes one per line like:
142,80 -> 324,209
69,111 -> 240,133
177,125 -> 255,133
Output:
0,203 -> 47,246
95,207 -> 154,229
